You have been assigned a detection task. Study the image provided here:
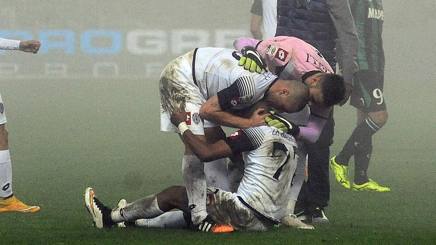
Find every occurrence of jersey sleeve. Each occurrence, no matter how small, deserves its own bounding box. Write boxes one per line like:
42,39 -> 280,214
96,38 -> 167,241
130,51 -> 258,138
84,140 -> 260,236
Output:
225,127 -> 264,154
233,37 -> 261,53
217,72 -> 277,111
0,38 -> 20,50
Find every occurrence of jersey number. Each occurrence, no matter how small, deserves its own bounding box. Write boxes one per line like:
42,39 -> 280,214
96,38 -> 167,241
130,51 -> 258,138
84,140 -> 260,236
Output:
373,88 -> 384,105
272,142 -> 294,180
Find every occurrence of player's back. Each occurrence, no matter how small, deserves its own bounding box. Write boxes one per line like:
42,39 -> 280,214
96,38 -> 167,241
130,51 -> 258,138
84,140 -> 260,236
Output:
193,47 -> 277,100
257,36 -> 333,79
237,126 -> 298,222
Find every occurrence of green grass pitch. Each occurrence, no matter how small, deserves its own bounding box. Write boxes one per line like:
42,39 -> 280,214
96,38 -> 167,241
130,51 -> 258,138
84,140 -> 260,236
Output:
0,78 -> 435,244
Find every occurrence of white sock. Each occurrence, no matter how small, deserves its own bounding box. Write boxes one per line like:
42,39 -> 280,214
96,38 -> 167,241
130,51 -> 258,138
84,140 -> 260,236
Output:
204,158 -> 230,191
289,151 -> 306,214
135,210 -> 187,228
0,150 -> 12,198
111,195 -> 163,223
182,155 -> 207,225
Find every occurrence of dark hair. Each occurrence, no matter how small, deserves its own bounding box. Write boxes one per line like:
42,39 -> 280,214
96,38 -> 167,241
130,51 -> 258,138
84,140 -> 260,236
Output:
320,74 -> 346,107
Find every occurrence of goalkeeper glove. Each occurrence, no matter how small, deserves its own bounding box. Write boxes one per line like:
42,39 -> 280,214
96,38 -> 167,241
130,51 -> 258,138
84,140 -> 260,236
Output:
265,114 -> 300,137
238,46 -> 266,73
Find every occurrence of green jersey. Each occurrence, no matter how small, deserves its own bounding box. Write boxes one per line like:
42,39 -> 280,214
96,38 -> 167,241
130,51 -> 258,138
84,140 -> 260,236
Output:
349,0 -> 384,73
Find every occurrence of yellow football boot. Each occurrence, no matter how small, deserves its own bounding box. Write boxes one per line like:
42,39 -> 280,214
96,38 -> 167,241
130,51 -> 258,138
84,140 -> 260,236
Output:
352,179 -> 391,192
0,196 -> 40,213
330,156 -> 351,189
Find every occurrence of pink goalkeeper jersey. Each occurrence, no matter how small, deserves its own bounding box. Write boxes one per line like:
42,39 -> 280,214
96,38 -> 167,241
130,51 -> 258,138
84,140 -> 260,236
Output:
234,36 -> 333,80
234,36 -> 335,142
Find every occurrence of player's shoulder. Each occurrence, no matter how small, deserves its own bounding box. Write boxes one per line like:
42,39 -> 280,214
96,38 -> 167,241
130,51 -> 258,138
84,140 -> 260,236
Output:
244,126 -> 296,144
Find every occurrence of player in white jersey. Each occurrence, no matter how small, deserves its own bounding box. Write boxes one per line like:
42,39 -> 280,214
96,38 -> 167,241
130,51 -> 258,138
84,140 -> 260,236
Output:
0,38 -> 41,213
84,104 -> 314,232
159,47 -> 310,230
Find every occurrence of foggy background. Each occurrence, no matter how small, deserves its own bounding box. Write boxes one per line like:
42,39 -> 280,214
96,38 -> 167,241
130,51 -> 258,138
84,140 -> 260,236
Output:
0,0 -> 435,240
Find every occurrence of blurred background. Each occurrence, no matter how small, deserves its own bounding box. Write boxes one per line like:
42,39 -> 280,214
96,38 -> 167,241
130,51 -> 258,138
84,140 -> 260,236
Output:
0,0 -> 435,243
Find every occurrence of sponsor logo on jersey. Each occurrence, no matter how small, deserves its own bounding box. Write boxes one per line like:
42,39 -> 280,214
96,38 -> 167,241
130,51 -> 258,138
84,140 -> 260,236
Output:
229,131 -> 240,138
275,48 -> 289,62
192,112 -> 201,125
185,112 -> 192,125
266,45 -> 277,56
230,98 -> 239,106
368,8 -> 384,20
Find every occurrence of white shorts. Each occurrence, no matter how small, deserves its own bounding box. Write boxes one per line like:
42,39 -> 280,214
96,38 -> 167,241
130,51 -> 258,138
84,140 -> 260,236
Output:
0,93 -> 6,125
159,50 -> 217,135
206,187 -> 274,231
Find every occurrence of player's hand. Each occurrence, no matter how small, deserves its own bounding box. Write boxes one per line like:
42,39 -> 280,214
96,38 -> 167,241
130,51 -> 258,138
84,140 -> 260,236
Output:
19,40 -> 41,54
238,46 -> 266,73
265,113 -> 300,137
247,108 -> 270,128
339,83 -> 353,106
170,109 -> 189,126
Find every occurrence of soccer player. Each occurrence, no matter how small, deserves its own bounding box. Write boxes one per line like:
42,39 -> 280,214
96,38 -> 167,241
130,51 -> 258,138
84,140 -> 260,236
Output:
84,105 -> 315,231
0,37 -> 41,213
330,0 -> 390,192
234,36 -> 346,222
159,47 -> 310,231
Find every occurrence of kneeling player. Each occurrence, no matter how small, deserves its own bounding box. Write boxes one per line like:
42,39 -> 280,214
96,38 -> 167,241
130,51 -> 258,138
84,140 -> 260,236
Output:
84,106 -> 314,232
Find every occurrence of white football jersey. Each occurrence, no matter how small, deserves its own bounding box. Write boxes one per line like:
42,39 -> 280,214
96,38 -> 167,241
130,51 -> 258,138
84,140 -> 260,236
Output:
193,48 -> 277,110
228,126 -> 298,222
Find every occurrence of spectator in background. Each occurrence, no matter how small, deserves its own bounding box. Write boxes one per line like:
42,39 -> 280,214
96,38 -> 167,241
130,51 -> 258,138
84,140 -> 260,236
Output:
249,0 -> 277,39
330,0 -> 390,192
274,0 -> 358,223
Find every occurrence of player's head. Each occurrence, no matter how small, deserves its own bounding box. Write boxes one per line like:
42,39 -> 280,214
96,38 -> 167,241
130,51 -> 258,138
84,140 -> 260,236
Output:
265,79 -> 310,113
302,71 -> 346,107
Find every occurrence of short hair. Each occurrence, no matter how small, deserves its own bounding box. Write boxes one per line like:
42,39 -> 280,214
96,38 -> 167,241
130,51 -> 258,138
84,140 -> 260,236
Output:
320,74 -> 346,107
287,80 -> 310,112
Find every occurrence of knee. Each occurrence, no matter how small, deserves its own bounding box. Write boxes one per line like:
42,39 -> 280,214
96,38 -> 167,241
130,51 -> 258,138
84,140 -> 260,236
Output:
369,110 -> 388,128
158,185 -> 188,212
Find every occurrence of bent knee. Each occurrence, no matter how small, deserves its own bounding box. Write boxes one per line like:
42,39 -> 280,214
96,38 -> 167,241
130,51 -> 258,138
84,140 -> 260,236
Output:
369,110 -> 388,127
157,185 -> 188,211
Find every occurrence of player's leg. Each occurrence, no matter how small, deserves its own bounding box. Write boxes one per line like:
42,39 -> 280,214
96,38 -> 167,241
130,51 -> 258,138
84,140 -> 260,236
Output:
333,70 -> 389,192
288,144 -> 307,215
84,186 -> 189,229
299,115 -> 333,224
283,146 -> 315,230
0,95 -> 39,213
204,126 -> 231,191
134,210 -> 189,229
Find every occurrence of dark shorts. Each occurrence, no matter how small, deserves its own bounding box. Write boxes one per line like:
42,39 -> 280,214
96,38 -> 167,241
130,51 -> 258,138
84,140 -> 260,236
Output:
350,70 -> 386,112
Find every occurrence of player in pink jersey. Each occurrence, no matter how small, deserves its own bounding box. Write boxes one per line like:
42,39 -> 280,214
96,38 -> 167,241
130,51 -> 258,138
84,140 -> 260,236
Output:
234,36 -> 341,144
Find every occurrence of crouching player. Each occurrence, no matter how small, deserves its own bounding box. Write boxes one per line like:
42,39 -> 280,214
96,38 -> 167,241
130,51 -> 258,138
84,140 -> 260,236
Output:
84,104 -> 315,232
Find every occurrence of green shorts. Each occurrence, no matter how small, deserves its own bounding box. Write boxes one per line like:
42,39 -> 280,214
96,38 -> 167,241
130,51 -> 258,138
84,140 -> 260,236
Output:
350,70 -> 386,112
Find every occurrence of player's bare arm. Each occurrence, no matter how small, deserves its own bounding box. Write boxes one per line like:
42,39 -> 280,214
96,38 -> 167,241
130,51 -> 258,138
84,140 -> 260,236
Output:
0,38 -> 40,53
171,110 -> 233,162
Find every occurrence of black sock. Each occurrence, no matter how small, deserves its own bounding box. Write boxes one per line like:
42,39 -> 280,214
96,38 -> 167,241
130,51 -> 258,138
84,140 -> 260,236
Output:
354,136 -> 373,184
336,117 -> 380,165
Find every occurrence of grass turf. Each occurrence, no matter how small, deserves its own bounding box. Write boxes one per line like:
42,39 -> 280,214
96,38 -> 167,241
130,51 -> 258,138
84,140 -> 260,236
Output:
0,78 -> 435,244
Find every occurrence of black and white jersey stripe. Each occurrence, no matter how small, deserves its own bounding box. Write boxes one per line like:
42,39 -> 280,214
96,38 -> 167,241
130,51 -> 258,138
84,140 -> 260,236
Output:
235,76 -> 256,103
242,127 -> 265,149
